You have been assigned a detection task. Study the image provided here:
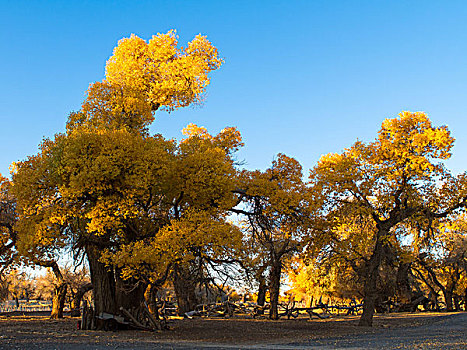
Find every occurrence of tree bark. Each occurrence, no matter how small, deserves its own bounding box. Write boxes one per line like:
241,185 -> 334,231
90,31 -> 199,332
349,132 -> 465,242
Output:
444,289 -> 454,311
445,268 -> 460,311
51,283 -> 67,319
268,261 -> 281,320
358,234 -> 385,327
37,260 -> 67,319
85,245 -> 116,315
453,294 -> 460,311
173,264 -> 198,315
257,279 -> 267,307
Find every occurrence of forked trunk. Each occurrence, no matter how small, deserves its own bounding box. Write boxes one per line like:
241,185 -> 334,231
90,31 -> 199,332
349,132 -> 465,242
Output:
41,260 -> 67,319
396,262 -> 413,305
444,289 -> 454,311
444,272 -> 460,311
269,262 -> 281,320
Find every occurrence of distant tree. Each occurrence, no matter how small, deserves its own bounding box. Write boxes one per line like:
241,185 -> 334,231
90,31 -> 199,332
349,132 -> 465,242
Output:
232,154 -> 309,319
1,269 -> 33,306
33,269 -> 56,301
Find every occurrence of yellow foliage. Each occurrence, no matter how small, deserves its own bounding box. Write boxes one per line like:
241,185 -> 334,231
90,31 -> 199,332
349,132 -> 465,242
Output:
110,210 -> 243,281
67,30 -> 223,133
13,120 -> 243,282
105,31 -> 223,112
310,111 -> 464,222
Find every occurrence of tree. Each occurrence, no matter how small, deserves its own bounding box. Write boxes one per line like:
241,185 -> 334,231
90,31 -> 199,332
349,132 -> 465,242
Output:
232,154 -> 309,319
309,112 -> 467,326
10,138 -> 74,318
300,204 -> 377,303
0,174 -> 70,318
12,30 -> 225,320
0,269 -> 34,306
299,206 -> 428,313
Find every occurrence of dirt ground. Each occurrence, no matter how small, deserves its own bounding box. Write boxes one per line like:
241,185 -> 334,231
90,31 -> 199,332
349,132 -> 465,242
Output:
0,312 -> 465,349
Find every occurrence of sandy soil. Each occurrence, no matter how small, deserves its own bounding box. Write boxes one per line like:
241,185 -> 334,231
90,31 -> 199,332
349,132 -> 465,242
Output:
0,312 -> 465,349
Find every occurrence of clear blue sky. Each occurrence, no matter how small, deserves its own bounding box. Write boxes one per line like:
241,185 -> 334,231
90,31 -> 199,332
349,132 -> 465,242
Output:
1,0 -> 467,177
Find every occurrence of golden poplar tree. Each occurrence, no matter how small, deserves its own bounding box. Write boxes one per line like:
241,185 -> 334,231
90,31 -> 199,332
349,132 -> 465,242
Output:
309,112 -> 467,326
232,154 -> 309,319
12,30 -> 226,319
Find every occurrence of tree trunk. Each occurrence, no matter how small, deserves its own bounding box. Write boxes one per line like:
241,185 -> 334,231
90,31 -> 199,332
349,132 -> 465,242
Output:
396,262 -> 413,305
359,234 -> 385,327
38,260 -> 67,319
444,289 -> 454,311
173,265 -> 198,315
257,279 -> 267,307
453,294 -> 460,311
51,283 -> 67,319
70,283 -> 93,317
269,261 -> 281,320
445,269 -> 461,311
413,266 -> 440,311
85,245 -> 116,315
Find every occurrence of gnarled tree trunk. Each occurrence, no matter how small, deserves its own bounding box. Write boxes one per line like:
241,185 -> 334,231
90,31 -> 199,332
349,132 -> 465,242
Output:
444,289 -> 454,311
51,283 -> 67,319
268,261 -> 281,320
85,245 -> 116,316
359,234 -> 385,327
38,260 -> 67,319
396,261 -> 413,305
145,283 -> 158,318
